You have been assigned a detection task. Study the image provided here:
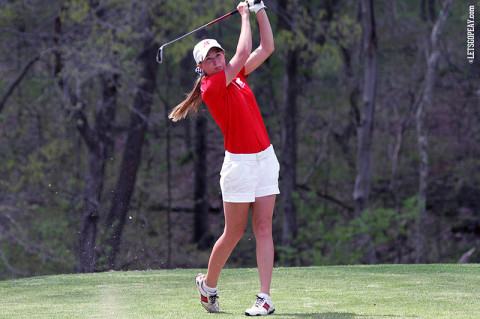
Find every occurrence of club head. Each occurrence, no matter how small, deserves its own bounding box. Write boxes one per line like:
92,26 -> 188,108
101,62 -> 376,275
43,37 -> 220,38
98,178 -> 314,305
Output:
156,46 -> 163,64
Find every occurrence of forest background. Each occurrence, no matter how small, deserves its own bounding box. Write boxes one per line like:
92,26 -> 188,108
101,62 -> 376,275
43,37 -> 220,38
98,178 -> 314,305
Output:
0,0 -> 478,280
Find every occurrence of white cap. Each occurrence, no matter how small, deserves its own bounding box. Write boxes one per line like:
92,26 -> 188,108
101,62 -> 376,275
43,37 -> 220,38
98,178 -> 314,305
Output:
193,39 -> 224,64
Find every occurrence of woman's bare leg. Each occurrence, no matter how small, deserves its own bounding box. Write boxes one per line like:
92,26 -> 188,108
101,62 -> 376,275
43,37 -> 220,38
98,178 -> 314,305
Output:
252,195 -> 276,296
205,201 -> 251,288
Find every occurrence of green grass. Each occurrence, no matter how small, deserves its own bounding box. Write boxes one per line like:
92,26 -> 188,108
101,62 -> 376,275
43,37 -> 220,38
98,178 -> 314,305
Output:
0,265 -> 479,318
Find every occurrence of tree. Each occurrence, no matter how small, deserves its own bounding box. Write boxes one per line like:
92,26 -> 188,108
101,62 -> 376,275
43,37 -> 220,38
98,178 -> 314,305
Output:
414,0 -> 453,263
75,73 -> 117,273
352,0 -> 378,264
102,15 -> 158,270
276,0 -> 299,262
193,115 -> 212,249
47,2 -> 120,273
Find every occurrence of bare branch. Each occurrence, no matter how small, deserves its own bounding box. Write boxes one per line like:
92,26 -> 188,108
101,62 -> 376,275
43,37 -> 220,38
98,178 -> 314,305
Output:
0,55 -> 40,113
300,117 -> 333,186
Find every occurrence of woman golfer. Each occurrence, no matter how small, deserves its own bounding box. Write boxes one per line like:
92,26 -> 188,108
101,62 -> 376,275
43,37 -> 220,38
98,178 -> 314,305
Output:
169,0 -> 277,316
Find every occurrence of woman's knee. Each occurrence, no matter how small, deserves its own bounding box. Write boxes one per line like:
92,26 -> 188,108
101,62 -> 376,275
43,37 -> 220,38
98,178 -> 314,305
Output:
224,226 -> 246,243
253,218 -> 272,239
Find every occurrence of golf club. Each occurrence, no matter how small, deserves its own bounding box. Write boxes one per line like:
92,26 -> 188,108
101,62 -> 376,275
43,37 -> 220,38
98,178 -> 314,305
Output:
156,0 -> 262,63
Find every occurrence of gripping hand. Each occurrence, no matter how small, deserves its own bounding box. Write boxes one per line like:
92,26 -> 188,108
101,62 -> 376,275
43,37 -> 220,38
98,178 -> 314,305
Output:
247,0 -> 266,14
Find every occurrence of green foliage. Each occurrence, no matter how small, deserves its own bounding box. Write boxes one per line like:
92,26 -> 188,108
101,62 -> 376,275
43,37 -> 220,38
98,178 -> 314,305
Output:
66,1 -> 90,23
279,195 -> 422,266
0,202 -> 76,279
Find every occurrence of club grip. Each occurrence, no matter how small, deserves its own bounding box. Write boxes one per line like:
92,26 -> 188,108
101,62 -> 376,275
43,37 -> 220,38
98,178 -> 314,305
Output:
244,0 -> 262,7
234,0 -> 262,15
232,0 -> 262,15
232,0 -> 263,16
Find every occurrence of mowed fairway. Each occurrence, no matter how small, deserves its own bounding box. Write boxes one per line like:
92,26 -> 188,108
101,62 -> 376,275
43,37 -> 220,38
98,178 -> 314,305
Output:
0,264 -> 478,319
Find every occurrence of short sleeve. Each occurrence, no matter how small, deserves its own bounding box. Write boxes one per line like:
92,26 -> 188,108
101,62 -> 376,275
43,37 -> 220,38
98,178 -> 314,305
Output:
201,70 -> 226,107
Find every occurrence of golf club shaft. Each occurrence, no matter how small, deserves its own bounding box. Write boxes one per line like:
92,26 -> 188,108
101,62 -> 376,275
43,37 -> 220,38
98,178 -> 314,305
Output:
156,0 -> 262,63
156,10 -> 237,63
167,10 -> 237,50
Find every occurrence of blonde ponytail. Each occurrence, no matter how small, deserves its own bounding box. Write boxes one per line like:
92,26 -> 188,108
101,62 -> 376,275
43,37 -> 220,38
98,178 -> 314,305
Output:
169,74 -> 205,122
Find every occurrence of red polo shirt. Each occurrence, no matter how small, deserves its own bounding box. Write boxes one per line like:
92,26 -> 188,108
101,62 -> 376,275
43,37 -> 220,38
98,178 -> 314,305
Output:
201,67 -> 270,154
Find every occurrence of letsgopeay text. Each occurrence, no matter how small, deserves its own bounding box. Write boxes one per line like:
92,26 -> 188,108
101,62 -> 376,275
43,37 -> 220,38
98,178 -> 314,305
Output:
467,5 -> 474,64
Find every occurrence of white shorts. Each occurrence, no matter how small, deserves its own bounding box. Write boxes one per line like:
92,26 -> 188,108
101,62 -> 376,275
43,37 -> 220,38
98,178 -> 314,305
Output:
220,145 -> 280,203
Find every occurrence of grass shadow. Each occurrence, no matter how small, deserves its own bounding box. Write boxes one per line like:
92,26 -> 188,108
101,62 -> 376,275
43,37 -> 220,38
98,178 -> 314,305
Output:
213,312 -> 356,318
270,313 -> 356,319
272,313 -> 410,319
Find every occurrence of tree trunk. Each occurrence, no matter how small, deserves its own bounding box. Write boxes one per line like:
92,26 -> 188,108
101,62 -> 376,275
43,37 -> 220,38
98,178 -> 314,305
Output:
353,0 -> 378,264
193,115 -> 212,249
54,14 -> 64,89
390,115 -> 408,263
280,47 -> 299,253
163,72 -> 173,269
103,29 -> 157,270
179,53 -> 194,157
276,0 -> 299,262
421,0 -> 436,22
76,144 -> 105,272
75,74 -> 117,273
415,0 -> 453,264
51,12 -> 117,273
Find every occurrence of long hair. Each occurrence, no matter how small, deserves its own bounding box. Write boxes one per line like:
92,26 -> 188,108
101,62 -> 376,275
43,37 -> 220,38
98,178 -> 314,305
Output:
168,74 -> 205,122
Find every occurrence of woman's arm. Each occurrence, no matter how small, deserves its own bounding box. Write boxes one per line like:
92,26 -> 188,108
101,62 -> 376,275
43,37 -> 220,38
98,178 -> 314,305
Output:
225,2 -> 251,86
244,7 -> 274,75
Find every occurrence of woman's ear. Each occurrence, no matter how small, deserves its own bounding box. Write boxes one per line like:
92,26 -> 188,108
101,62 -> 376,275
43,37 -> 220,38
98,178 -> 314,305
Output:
195,64 -> 206,76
